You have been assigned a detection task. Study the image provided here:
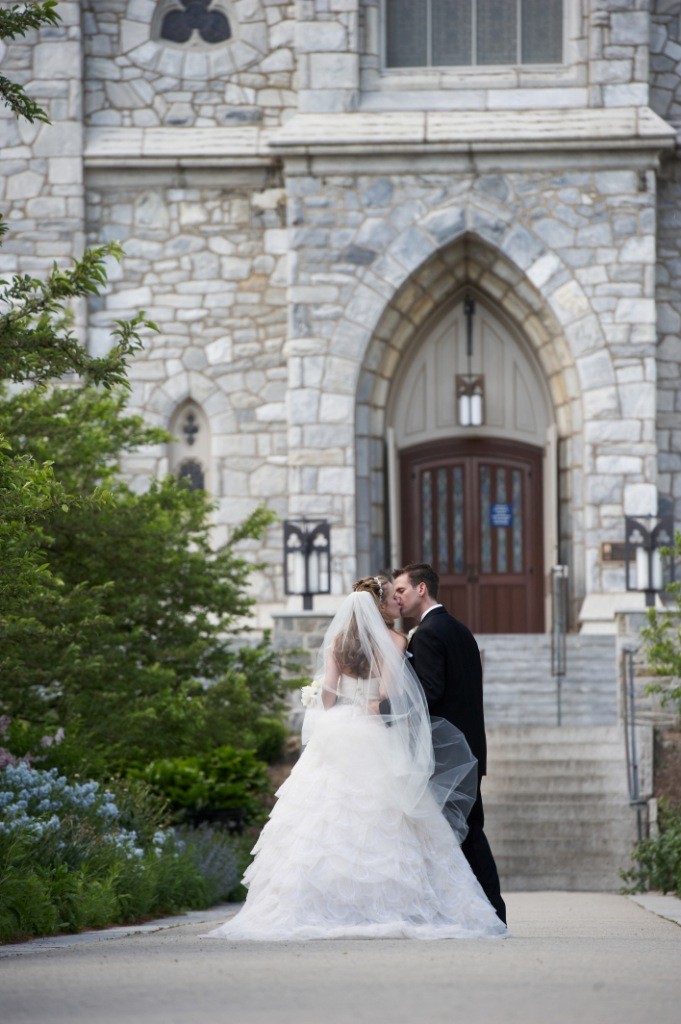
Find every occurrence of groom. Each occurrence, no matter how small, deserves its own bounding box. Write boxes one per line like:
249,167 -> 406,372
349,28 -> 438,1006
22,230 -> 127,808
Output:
392,562 -> 507,924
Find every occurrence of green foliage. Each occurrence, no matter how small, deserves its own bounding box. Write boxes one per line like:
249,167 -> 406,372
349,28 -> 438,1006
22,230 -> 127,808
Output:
0,0 -> 293,807
141,746 -> 271,831
621,801 -> 681,898
221,827 -> 258,902
0,762 -> 228,942
175,824 -> 240,903
0,280 -> 289,774
641,530 -> 681,715
0,828 -> 213,942
0,238 -> 155,388
251,717 -> 288,764
0,2 -> 60,124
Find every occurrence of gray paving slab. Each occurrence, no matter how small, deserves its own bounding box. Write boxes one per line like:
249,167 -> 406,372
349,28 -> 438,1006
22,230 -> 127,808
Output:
0,892 -> 679,1024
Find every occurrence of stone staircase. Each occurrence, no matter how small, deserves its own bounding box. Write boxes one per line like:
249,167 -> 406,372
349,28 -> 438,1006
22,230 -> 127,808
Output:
479,634 -> 618,727
483,725 -> 653,890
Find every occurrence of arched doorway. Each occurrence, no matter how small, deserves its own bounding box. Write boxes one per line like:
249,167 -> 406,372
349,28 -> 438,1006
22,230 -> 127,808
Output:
388,291 -> 554,633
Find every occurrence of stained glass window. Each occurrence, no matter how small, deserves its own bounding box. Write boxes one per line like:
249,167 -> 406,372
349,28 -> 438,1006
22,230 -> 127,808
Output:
179,459 -> 205,491
422,470 -> 433,563
437,468 -> 449,570
160,1 -> 231,46
385,0 -> 562,68
170,400 -> 210,494
453,467 -> 464,574
496,468 -> 507,573
480,466 -> 491,574
512,469 -> 523,572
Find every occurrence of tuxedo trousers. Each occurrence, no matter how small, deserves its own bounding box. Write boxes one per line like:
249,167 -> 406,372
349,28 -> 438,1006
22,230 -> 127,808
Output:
459,784 -> 507,925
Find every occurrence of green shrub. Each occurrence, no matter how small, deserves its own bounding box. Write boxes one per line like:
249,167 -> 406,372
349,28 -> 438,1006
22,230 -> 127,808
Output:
174,824 -> 240,903
621,801 -> 681,897
251,717 -> 288,764
0,763 -> 246,942
140,745 -> 271,831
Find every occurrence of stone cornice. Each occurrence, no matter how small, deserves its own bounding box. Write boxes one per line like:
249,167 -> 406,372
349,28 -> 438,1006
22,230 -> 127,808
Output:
270,107 -> 676,156
84,126 -> 276,167
83,108 -> 676,171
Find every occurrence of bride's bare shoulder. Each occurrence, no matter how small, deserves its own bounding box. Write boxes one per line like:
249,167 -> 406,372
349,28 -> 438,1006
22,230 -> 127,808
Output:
389,630 -> 408,654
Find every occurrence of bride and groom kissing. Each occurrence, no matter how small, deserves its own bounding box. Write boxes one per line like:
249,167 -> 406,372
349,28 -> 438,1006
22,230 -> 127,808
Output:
206,562 -> 507,941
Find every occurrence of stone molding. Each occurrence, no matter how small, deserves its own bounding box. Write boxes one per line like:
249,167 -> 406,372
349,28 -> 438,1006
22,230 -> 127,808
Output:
81,107 -> 676,174
271,107 -> 676,156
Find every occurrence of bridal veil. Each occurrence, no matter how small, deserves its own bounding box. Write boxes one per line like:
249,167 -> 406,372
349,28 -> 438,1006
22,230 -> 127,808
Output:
301,591 -> 477,842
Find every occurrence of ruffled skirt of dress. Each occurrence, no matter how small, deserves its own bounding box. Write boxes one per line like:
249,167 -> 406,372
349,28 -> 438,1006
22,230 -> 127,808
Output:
205,706 -> 507,941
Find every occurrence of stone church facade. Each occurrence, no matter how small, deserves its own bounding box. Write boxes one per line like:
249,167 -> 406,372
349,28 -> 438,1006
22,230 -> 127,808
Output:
3,0 -> 681,636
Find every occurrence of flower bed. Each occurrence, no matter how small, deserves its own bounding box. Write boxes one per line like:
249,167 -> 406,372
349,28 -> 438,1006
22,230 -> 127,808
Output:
0,763 -> 240,943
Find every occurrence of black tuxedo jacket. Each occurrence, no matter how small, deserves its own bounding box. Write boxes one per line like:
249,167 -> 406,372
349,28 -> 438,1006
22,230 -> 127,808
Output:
408,606 -> 487,776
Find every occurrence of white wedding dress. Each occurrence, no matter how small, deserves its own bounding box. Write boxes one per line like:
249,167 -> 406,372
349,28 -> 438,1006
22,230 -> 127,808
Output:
206,672 -> 507,941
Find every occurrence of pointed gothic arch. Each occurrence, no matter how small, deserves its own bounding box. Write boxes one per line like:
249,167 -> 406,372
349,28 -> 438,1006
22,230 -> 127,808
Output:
169,398 -> 211,492
351,231 -> 585,624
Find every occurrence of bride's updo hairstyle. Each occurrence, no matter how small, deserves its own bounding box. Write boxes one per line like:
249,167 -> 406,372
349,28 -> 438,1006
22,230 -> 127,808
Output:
352,575 -> 393,626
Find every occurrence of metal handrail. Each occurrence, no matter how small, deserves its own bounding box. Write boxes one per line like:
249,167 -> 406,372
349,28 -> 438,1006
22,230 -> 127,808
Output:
621,646 -> 646,844
551,566 -> 568,725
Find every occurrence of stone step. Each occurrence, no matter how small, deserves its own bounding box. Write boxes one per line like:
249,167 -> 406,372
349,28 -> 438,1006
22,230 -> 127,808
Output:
487,726 -> 626,742
501,872 -> 629,891
483,800 -> 636,820
485,818 -> 638,842
478,723 -> 652,890
479,635 -> 618,727
486,783 -> 630,800
487,750 -> 631,766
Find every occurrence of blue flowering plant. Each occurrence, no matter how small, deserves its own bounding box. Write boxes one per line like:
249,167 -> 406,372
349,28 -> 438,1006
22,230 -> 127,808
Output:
0,762 -> 216,942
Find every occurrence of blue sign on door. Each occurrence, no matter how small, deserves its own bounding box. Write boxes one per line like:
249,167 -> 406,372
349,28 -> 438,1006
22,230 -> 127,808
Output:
490,503 -> 513,528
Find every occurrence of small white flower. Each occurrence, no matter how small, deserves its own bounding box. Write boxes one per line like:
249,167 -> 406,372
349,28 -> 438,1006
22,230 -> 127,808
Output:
300,681 -> 320,708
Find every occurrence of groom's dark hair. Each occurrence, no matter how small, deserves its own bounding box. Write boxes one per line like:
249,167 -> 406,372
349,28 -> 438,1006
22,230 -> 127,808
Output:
393,563 -> 439,599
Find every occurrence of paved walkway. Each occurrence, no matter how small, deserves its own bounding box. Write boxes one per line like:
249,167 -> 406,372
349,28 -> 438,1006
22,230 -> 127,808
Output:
1,893 -> 680,1024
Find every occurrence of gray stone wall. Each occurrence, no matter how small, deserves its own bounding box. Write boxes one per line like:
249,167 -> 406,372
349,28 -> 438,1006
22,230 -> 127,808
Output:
655,157 -> 681,521
651,4 -> 681,524
1,0 -> 678,630
85,168 -> 289,611
650,0 -> 681,127
296,0 -> 360,113
285,164 -> 658,602
82,0 -> 296,128
0,1 -> 85,286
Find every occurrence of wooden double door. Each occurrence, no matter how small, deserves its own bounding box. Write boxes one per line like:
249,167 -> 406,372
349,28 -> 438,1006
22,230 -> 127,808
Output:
400,439 -> 544,633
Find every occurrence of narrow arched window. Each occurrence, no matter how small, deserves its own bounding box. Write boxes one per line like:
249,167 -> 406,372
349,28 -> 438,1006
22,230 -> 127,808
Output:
384,0 -> 563,69
178,459 -> 206,491
157,1 -> 232,46
169,401 -> 210,492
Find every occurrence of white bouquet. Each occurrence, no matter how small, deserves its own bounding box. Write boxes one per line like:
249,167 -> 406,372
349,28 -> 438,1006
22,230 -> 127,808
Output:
300,681 -> 320,708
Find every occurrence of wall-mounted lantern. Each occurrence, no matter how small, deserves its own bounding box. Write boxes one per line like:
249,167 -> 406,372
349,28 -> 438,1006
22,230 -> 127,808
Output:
283,518 -> 331,611
625,515 -> 675,607
456,293 -> 485,427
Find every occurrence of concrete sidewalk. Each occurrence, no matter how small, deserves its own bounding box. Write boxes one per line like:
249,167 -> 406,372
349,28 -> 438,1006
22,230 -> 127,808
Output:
1,892 -> 680,1024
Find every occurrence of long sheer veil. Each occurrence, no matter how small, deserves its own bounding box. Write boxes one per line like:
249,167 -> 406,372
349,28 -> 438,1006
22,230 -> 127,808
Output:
301,591 -> 477,843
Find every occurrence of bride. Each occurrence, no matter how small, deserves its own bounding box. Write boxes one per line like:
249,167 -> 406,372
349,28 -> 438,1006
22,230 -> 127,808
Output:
205,576 -> 508,941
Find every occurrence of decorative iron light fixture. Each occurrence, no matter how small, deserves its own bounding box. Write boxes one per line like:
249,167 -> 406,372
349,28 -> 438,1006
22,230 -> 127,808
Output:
283,518 -> 331,611
624,514 -> 675,607
456,293 -> 485,428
